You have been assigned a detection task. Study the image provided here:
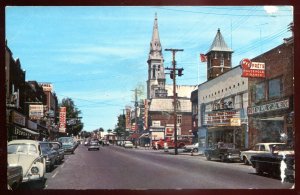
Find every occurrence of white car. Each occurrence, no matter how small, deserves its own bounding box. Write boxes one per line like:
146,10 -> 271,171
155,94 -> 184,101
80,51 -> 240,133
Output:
183,143 -> 199,152
240,142 -> 286,165
7,140 -> 46,183
123,141 -> 134,148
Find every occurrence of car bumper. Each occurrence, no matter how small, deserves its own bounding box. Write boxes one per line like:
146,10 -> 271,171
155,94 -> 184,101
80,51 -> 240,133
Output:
227,155 -> 241,161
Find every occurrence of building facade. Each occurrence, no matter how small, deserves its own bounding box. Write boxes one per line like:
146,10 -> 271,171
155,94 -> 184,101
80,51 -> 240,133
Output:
247,37 -> 294,147
198,66 -> 249,153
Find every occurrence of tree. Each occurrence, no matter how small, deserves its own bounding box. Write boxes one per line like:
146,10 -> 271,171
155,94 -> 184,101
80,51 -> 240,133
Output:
59,97 -> 83,136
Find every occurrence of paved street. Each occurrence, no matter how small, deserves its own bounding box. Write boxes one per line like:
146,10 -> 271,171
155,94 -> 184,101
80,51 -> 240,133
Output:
19,144 -> 294,189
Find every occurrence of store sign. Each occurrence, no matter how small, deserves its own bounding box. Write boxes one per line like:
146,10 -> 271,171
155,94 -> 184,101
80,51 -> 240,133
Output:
59,107 -> 66,133
165,127 -> 174,136
247,99 -> 289,115
125,107 -> 131,130
204,110 -> 240,126
230,118 -> 241,126
152,121 -> 161,127
39,83 -> 53,92
12,111 -> 26,126
29,105 -> 44,120
241,58 -> 265,78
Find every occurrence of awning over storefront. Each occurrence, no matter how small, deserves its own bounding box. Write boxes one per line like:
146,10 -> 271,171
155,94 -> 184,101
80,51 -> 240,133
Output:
12,126 -> 39,137
22,128 -> 39,135
139,133 -> 149,138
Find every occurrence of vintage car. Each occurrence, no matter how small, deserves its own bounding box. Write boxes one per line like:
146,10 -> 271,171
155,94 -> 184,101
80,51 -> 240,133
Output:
250,144 -> 294,181
204,142 -> 241,162
7,164 -> 23,190
183,143 -> 199,153
240,142 -> 286,165
7,140 -> 46,183
49,141 -> 64,163
58,137 -> 76,154
39,142 -> 58,172
88,141 -> 100,151
123,141 -> 134,148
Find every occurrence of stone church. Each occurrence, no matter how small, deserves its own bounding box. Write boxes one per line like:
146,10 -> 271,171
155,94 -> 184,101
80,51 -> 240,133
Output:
146,14 -> 197,141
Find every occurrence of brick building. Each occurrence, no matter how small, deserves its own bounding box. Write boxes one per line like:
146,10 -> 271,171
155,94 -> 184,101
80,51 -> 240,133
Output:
247,37 -> 294,147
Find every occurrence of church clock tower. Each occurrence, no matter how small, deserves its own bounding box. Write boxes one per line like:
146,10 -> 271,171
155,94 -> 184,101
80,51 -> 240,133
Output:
147,13 -> 167,99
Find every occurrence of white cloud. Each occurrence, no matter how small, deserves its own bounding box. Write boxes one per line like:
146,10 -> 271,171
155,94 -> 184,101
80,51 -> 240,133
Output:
264,6 -> 279,14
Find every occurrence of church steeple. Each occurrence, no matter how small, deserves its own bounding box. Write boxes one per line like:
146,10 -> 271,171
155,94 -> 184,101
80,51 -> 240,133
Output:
149,13 -> 163,59
147,13 -> 167,99
206,28 -> 234,81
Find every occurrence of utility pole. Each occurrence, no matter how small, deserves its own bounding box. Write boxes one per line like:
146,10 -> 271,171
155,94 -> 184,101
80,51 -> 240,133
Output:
131,88 -> 138,148
165,48 -> 184,155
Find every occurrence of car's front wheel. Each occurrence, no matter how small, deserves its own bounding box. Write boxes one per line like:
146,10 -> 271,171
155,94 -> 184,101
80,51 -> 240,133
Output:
255,162 -> 263,175
243,156 -> 249,165
192,148 -> 198,153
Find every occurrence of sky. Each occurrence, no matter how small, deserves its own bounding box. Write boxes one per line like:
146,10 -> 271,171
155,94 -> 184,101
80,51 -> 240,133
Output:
5,6 -> 293,132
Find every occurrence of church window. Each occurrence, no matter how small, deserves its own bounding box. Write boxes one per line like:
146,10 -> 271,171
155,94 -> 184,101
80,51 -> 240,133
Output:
214,52 -> 217,59
153,65 -> 156,79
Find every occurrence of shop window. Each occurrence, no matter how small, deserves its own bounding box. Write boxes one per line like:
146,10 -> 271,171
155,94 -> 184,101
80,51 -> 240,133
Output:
255,82 -> 265,102
268,77 -> 282,99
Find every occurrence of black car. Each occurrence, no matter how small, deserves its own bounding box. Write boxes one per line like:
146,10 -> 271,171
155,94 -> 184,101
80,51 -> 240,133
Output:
250,144 -> 294,181
204,142 -> 241,162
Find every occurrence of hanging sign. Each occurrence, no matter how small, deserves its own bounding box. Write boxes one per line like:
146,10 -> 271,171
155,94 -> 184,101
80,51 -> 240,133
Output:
241,58 -> 265,78
59,107 -> 66,133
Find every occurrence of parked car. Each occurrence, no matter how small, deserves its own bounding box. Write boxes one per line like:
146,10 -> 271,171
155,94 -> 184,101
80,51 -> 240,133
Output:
183,143 -> 199,153
204,142 -> 241,162
250,144 -> 294,181
49,141 -> 64,164
58,137 -> 76,154
88,141 -> 100,151
123,141 -> 134,148
7,140 -> 46,183
240,142 -> 286,165
39,142 -> 58,172
7,164 -> 23,190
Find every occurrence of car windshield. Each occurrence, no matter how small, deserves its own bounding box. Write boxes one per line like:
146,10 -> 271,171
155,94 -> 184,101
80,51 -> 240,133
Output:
8,144 -> 38,155
40,143 -> 51,154
58,137 -> 74,144
90,142 -> 98,145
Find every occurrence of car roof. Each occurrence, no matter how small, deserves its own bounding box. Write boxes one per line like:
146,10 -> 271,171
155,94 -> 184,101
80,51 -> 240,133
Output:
8,139 -> 40,145
256,143 -> 285,145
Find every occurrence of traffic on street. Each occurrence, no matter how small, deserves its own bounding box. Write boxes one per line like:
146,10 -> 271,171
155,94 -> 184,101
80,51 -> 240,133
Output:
13,141 -> 294,190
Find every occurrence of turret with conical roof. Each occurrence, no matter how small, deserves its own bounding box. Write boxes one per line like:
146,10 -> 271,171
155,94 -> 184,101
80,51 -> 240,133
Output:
147,13 -> 167,99
206,28 -> 233,80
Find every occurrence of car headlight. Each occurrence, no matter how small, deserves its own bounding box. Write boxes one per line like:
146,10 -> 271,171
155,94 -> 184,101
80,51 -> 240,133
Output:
31,167 -> 39,174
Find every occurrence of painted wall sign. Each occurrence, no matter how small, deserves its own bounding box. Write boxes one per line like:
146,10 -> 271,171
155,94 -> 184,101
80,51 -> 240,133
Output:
240,58 -> 265,78
247,99 -> 289,115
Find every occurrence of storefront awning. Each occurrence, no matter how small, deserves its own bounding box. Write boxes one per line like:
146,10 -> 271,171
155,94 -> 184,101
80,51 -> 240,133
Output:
139,133 -> 149,138
22,128 -> 39,135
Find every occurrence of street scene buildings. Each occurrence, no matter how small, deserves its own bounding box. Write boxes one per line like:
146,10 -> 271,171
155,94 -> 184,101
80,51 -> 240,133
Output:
5,7 -> 295,190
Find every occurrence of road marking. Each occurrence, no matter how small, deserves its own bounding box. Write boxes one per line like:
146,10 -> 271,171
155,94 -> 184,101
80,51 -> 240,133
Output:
52,171 -> 58,178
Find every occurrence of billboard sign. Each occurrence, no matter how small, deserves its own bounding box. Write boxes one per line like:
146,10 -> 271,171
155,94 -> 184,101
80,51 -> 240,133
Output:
241,58 -> 265,78
59,107 -> 66,133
